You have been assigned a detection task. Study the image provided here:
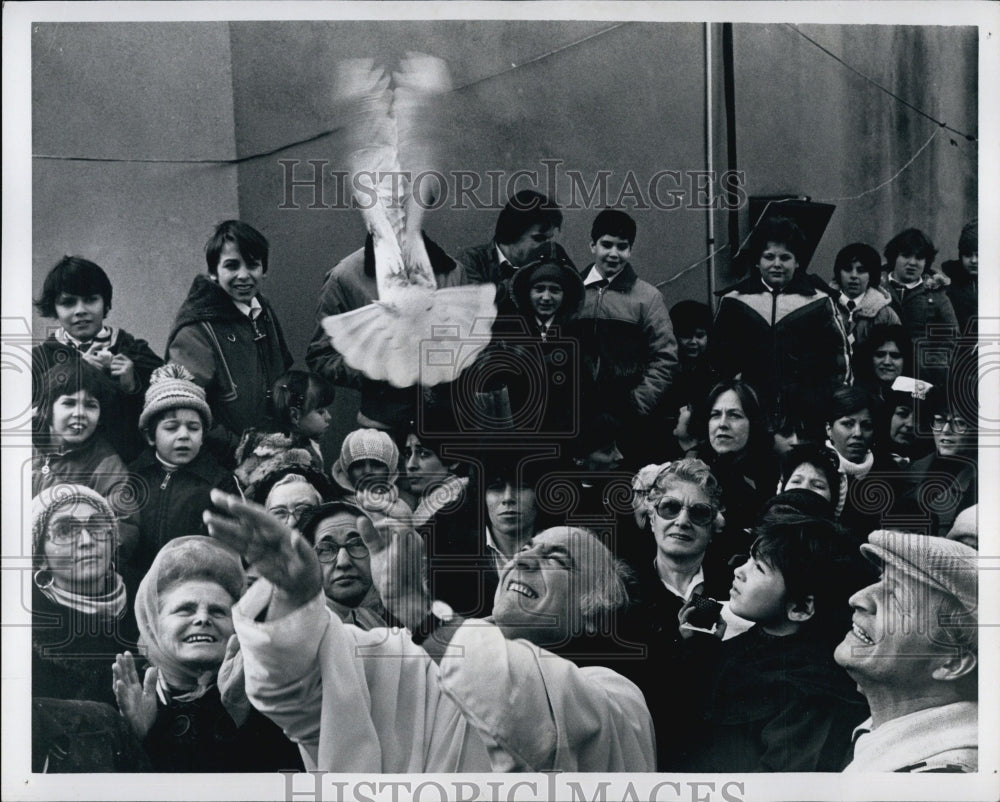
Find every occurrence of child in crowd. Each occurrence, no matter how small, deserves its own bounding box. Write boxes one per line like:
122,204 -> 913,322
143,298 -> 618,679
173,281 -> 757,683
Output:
122,363 -> 235,595
32,361 -> 138,555
330,428 -> 410,524
33,362 -> 127,496
669,299 -> 716,405
33,256 -> 163,462
166,220 -> 293,467
939,219 -> 978,334
233,370 -> 334,502
676,513 -> 871,772
576,209 -> 678,468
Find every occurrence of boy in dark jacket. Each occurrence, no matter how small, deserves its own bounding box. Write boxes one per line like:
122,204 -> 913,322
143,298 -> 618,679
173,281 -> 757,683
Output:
575,209 -> 678,468
33,256 -> 163,462
673,513 -> 871,772
166,221 -> 293,466
123,363 -> 235,595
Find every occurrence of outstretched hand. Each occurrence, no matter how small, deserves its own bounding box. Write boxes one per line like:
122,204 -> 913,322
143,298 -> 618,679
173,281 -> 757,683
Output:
113,651 -> 158,740
204,489 -> 322,613
356,517 -> 430,630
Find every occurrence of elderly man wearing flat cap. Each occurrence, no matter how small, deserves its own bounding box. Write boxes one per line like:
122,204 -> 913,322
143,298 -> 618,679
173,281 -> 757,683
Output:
835,530 -> 978,772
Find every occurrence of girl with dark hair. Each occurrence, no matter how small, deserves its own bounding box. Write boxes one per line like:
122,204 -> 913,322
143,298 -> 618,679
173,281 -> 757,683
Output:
33,255 -> 163,462
32,362 -> 131,502
675,513 -> 872,772
233,370 -> 335,502
852,323 -> 913,403
779,443 -> 843,508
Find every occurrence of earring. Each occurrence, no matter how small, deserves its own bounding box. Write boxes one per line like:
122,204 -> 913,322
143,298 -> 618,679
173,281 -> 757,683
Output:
34,569 -> 55,590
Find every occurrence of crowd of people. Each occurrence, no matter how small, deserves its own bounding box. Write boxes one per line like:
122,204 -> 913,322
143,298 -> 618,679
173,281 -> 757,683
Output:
30,192 -> 980,774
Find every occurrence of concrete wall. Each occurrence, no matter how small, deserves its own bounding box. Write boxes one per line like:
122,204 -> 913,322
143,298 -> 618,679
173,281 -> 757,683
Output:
31,21 -> 978,443
729,24 -> 977,284
31,22 -> 240,353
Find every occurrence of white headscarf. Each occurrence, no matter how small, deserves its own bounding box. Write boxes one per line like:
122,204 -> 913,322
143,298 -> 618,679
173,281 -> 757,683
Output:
134,536 -> 246,701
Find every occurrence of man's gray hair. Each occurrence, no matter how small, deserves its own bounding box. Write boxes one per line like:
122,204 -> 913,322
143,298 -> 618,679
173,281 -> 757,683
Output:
566,526 -> 633,626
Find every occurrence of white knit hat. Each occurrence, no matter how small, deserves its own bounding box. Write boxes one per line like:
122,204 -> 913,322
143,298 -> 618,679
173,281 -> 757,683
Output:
138,363 -> 212,431
331,428 -> 399,491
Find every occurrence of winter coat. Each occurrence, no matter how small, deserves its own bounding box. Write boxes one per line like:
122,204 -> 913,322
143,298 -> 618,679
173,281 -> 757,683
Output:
882,271 -> 959,345
32,433 -> 130,500
32,582 -> 140,708
458,240 -> 518,313
32,329 -> 163,463
678,626 -> 869,772
575,262 -> 678,418
166,275 -> 293,466
232,428 -> 330,502
940,259 -> 978,335
828,283 -> 902,350
461,261 -> 587,437
122,448 -> 236,595
898,452 -> 976,538
142,684 -> 303,773
32,698 -> 152,773
305,235 -> 466,429
710,271 -> 851,415
31,434 -> 139,556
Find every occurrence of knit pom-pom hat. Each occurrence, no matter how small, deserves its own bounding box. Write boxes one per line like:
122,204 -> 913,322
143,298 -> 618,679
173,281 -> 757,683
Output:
139,363 -> 212,432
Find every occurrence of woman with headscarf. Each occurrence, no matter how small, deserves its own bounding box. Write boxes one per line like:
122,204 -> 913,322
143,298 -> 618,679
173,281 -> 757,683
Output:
32,484 -> 139,708
113,536 -> 301,772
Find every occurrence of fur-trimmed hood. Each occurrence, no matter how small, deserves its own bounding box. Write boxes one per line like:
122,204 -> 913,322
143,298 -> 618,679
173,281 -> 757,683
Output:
828,283 -> 895,319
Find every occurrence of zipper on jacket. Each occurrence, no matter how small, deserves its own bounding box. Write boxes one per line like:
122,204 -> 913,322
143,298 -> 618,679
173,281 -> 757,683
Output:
157,471 -> 173,550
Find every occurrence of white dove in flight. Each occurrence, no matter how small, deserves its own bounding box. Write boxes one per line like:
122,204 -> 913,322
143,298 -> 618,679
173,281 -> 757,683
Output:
322,54 -> 496,388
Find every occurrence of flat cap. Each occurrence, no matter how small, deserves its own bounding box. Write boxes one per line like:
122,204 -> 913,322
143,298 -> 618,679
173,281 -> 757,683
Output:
861,530 -> 977,618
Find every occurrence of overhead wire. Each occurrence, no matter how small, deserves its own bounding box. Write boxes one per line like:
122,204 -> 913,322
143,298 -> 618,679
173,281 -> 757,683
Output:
784,24 -> 977,144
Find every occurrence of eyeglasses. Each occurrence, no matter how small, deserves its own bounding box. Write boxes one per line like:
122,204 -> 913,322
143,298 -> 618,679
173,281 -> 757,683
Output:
652,497 -> 715,527
930,414 -> 971,434
48,519 -> 115,545
268,504 -> 314,522
315,538 -> 369,563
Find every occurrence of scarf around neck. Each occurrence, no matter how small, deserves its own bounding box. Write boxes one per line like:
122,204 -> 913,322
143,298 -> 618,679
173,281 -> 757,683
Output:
39,571 -> 127,618
827,439 -> 874,516
55,325 -> 115,353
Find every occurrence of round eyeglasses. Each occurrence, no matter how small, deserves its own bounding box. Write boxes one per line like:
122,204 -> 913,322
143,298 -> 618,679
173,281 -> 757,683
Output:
314,538 -> 369,563
930,414 -> 971,434
268,504 -> 314,523
48,519 -> 116,545
652,497 -> 715,527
